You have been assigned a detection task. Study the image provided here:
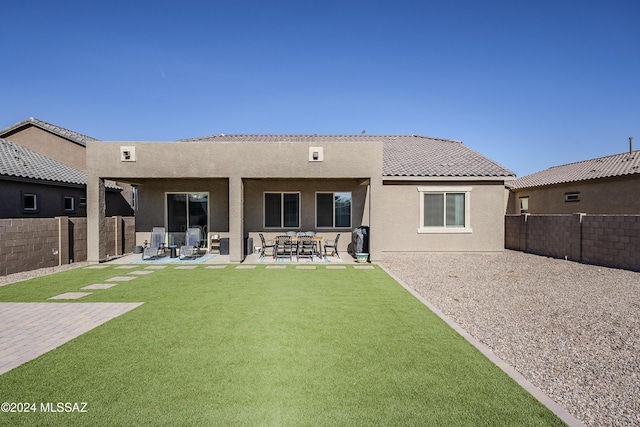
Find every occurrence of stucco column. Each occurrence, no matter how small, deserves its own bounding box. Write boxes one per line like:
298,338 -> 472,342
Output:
368,175 -> 384,261
228,176 -> 243,262
87,175 -> 106,262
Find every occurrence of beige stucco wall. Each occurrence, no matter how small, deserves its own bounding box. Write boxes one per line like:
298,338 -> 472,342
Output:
379,180 -> 506,252
4,126 -> 87,170
508,176 -> 640,214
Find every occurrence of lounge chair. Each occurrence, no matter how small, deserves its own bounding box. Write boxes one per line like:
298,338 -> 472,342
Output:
142,227 -> 166,260
179,228 -> 202,259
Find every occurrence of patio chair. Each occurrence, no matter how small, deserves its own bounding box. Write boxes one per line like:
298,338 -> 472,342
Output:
259,233 -> 275,258
323,233 -> 341,259
297,235 -> 315,260
179,227 -> 202,259
142,227 -> 166,260
274,235 -> 295,261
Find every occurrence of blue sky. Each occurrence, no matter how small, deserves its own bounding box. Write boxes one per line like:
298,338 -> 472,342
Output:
2,0 -> 638,177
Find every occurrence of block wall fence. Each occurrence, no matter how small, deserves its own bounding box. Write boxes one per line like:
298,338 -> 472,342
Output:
0,216 -> 135,276
505,213 -> 640,272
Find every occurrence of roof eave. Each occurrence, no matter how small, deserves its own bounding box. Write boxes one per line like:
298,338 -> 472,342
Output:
383,175 -> 515,182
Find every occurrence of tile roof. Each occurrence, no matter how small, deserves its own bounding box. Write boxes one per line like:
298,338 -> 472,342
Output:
509,150 -> 640,190
180,134 -> 515,178
382,136 -> 514,178
0,117 -> 99,146
0,138 -> 118,188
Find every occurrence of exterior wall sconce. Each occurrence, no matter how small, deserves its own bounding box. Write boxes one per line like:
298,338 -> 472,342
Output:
309,147 -> 323,162
120,146 -> 136,162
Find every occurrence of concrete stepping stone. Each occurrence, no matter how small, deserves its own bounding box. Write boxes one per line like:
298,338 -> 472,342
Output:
81,284 -> 118,290
326,265 -> 347,269
266,265 -> 287,269
144,265 -> 166,269
105,276 -> 137,282
174,266 -> 197,269
205,265 -> 227,269
235,265 -> 256,269
127,270 -> 155,275
48,292 -> 92,300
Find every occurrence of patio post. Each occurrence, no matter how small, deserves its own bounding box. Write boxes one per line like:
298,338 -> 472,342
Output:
229,176 -> 243,262
368,175 -> 384,261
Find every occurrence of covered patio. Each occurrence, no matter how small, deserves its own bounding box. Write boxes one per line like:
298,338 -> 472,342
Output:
87,137 -> 382,264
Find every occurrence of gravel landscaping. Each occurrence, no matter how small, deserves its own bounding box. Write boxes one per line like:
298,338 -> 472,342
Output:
381,250 -> 640,427
0,262 -> 90,287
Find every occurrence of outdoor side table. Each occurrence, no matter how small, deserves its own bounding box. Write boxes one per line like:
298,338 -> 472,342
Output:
168,245 -> 178,258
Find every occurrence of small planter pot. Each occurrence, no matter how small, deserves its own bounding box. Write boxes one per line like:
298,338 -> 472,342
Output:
355,253 -> 369,263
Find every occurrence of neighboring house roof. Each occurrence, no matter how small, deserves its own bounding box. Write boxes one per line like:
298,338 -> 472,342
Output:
0,117 -> 99,147
509,150 -> 640,190
180,134 -> 515,178
0,138 -> 118,188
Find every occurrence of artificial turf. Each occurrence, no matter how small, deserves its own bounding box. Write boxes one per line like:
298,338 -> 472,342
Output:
0,265 -> 564,426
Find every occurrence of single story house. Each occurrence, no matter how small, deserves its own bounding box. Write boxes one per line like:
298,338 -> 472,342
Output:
507,147 -> 640,214
86,134 -> 514,262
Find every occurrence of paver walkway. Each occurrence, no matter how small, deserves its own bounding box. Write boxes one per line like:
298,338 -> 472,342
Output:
0,302 -> 143,375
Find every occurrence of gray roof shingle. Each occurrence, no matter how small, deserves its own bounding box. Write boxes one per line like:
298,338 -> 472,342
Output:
0,138 -> 118,189
180,134 -> 515,178
0,138 -> 86,185
508,150 -> 640,190
0,117 -> 99,146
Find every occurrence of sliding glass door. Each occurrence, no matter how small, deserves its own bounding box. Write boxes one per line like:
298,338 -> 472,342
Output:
166,193 -> 209,247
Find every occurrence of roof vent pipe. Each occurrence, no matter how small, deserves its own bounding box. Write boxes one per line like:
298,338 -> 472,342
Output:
630,136 -> 633,154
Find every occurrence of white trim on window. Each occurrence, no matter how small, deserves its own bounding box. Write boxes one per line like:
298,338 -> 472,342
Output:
64,196 -> 75,212
263,192 -> 300,229
23,193 -> 37,211
315,191 -> 352,229
417,186 -> 472,234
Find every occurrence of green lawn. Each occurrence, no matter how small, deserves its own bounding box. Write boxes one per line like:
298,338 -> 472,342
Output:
0,265 -> 564,426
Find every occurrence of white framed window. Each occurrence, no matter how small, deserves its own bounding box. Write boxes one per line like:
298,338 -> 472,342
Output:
264,192 -> 300,228
316,192 -> 352,228
64,196 -> 75,212
23,193 -> 37,211
519,196 -> 529,213
418,186 -> 472,233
